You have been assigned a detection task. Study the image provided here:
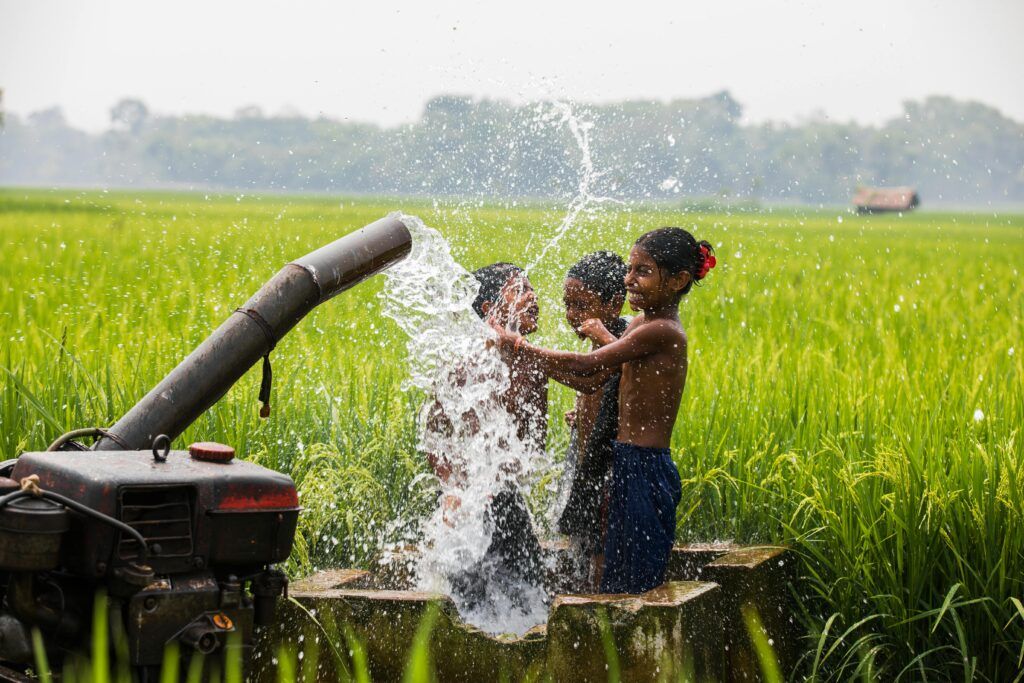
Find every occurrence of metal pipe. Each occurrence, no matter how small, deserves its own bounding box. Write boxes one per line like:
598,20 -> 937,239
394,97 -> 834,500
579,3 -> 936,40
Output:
95,214 -> 412,451
9,572 -> 80,639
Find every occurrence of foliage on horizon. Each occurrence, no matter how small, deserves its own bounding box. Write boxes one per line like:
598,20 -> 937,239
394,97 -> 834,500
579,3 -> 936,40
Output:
2,92 -> 1023,205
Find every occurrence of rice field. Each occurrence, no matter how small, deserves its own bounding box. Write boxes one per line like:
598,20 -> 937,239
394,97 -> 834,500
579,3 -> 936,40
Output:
1,188 -> 1022,680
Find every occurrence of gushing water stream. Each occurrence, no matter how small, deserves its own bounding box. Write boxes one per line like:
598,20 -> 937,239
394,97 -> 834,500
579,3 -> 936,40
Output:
380,213 -> 550,634
378,103 -> 618,635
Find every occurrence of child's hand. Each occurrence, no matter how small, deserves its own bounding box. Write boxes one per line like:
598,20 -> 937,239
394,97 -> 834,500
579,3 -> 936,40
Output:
564,409 -> 576,427
579,318 -> 615,347
488,320 -> 522,355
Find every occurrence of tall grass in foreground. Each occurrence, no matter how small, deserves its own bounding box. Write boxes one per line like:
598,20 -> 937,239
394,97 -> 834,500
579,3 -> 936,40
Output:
30,593 -> 784,681
2,189 -> 1022,679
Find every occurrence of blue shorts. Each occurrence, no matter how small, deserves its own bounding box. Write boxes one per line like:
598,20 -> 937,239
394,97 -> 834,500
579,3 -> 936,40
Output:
600,442 -> 682,594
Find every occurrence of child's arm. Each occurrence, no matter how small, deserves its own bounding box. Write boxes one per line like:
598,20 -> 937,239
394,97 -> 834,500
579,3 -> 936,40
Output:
494,319 -> 677,377
544,318 -> 620,390
547,366 -> 618,394
423,400 -> 455,481
424,399 -> 475,484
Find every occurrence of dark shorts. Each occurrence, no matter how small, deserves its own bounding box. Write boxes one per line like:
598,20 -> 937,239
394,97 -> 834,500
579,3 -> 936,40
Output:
450,485 -> 545,609
558,375 -> 619,557
600,442 -> 682,594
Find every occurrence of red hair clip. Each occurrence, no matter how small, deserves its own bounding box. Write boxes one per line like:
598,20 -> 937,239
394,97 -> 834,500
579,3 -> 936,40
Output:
697,245 -> 717,279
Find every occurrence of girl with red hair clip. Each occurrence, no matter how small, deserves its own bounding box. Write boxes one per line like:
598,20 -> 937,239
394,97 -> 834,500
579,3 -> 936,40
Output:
493,228 -> 715,594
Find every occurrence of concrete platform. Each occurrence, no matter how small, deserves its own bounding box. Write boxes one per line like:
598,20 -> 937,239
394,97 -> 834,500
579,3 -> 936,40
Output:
254,543 -> 795,681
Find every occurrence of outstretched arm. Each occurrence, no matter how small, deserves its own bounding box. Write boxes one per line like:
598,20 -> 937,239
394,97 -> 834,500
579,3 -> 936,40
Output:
545,317 -> 627,391
494,319 -> 675,377
547,365 -> 618,393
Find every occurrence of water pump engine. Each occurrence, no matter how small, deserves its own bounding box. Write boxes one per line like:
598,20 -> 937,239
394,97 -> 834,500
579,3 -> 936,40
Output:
0,215 -> 412,677
0,442 -> 297,669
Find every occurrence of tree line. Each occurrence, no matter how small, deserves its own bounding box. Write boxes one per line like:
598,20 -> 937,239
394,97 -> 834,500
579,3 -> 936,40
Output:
1,91 -> 1022,205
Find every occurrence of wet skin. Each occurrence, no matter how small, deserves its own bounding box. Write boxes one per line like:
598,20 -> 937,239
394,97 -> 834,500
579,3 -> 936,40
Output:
559,278 -> 627,590
484,273 -> 540,336
495,247 -> 690,450
481,273 -> 547,450
561,277 -> 625,456
427,272 -> 548,485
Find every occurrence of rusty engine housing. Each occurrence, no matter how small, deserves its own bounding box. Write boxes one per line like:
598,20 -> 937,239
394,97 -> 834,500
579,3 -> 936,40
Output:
10,451 -> 298,578
0,448 -> 298,668
0,215 -> 413,675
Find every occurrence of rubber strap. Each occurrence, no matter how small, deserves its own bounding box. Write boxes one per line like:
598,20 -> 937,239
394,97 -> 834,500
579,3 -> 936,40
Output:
235,308 -> 277,418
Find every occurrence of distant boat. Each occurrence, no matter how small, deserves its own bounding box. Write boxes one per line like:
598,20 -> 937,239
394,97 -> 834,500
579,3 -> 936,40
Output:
852,186 -> 920,214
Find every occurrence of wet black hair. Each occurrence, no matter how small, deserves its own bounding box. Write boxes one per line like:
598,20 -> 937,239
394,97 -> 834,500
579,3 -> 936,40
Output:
471,262 -> 524,318
566,251 -> 627,303
634,227 -> 715,296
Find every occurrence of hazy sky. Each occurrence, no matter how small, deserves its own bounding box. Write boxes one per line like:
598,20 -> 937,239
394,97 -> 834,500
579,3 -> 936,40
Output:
2,0 -> 1022,131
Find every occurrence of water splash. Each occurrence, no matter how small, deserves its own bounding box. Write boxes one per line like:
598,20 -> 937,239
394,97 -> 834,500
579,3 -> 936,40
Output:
374,103 -> 623,635
379,212 -> 550,634
527,102 -> 623,272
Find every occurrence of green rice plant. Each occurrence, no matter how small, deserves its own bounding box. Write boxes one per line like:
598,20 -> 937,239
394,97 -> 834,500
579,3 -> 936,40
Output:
2,189 -> 1022,679
284,596 -> 358,680
595,607 -> 621,683
403,602 -> 440,683
224,632 -> 242,683
299,635 -> 319,683
184,654 -> 205,683
159,641 -> 180,683
742,603 -> 783,683
92,591 -> 109,683
31,627 -> 53,683
341,623 -> 372,683
277,646 -> 297,683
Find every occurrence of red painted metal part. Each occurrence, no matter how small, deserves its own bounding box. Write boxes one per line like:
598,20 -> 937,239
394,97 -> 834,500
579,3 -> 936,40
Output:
189,442 -> 236,463
216,487 -> 299,511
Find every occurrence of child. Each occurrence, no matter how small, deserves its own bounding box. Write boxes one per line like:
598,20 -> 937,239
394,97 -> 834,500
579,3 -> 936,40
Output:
426,262 -> 546,477
556,251 -> 628,588
494,229 -> 716,593
429,262 -> 547,609
470,263 -> 547,451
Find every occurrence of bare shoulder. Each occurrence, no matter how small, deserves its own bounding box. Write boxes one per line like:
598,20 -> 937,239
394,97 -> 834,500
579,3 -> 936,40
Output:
633,317 -> 686,342
673,321 -> 688,347
613,318 -> 685,359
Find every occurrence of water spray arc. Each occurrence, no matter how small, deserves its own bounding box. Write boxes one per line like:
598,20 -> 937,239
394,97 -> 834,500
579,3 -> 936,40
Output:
380,214 -> 550,634
527,102 -> 624,272
376,104 -> 628,635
